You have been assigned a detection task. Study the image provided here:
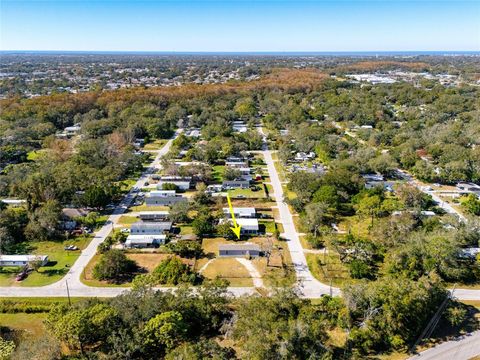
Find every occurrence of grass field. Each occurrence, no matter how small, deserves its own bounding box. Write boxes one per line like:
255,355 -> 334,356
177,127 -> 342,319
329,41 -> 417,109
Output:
0,313 -> 47,338
201,258 -> 254,287
129,204 -> 169,212
144,139 -> 167,150
228,187 -> 266,199
306,252 -> 351,288
118,215 -> 138,225
0,236 -> 92,287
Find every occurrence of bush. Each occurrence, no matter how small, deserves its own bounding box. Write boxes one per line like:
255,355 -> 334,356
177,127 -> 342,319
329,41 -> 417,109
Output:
93,250 -> 138,282
162,183 -> 179,191
167,241 -> 203,258
134,257 -> 200,286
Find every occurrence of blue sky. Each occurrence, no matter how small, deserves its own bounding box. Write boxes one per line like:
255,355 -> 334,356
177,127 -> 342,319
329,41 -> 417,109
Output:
1,1 -> 479,51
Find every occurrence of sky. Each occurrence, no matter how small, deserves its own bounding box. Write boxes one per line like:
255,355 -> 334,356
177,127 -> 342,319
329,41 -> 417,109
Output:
1,0 -> 479,52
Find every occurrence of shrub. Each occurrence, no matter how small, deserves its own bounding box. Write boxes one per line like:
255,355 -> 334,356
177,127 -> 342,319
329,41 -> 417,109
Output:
93,249 -> 138,282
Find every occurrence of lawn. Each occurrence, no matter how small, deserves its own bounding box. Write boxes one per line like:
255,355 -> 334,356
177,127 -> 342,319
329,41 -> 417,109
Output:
0,236 -> 92,287
0,313 -> 47,339
118,215 -> 138,225
144,139 -> 167,150
201,258 -> 254,287
129,204 -> 169,212
228,187 -> 266,199
82,252 -> 194,287
306,252 -> 351,288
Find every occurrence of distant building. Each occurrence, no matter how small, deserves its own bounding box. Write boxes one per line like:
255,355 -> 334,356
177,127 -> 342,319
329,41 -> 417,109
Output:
130,221 -> 172,235
125,234 -> 167,248
64,124 -> 81,136
0,199 -> 26,207
362,174 -> 384,182
218,243 -> 261,257
223,207 -> 256,219
294,152 -> 316,162
0,255 -> 48,267
156,177 -> 192,190
145,191 -> 187,206
222,180 -> 250,190
61,208 -> 90,230
456,182 -> 480,194
138,211 -> 170,221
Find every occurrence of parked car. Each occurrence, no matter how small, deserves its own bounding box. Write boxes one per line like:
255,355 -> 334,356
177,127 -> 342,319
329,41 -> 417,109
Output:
64,245 -> 79,251
15,272 -> 27,281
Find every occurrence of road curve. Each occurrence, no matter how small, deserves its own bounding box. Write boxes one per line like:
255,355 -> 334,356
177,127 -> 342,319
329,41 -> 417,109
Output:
408,331 -> 480,360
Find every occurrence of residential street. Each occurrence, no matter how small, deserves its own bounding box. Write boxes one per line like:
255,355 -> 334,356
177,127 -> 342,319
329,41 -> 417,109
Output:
0,127 -> 478,302
258,126 -> 340,298
408,331 -> 480,360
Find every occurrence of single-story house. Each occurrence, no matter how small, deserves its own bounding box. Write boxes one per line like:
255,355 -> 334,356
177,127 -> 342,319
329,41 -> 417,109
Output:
138,211 -> 170,221
225,160 -> 249,168
185,129 -> 201,137
0,255 -> 48,267
206,184 -> 223,193
64,124 -> 81,136
220,218 -> 259,235
61,208 -> 90,230
222,180 -> 250,190
0,199 -> 26,207
156,176 -> 193,191
232,121 -> 247,133
294,152 -> 316,162
362,174 -> 385,182
223,207 -> 256,218
236,167 -> 252,181
130,221 -> 173,235
218,243 -> 261,258
125,234 -> 167,248
456,182 -> 480,194
145,191 -> 187,206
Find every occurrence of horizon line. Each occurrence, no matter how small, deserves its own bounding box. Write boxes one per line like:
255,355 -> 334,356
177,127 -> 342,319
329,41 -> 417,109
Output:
1,50 -> 479,54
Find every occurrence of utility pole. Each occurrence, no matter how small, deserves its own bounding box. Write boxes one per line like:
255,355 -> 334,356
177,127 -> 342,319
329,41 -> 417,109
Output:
66,280 -> 71,306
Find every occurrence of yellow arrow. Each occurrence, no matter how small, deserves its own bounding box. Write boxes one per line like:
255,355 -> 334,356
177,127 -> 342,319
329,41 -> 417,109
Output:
226,193 -> 241,239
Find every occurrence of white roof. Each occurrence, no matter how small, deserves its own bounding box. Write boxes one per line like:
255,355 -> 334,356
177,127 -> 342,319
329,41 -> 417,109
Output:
148,190 -> 176,197
223,207 -> 256,216
126,234 -> 166,243
139,211 -> 169,216
219,218 -> 259,230
0,255 -> 48,262
1,199 -> 26,204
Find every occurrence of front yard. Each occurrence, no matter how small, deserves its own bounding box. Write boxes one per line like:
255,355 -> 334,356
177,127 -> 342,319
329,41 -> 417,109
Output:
0,236 -> 92,287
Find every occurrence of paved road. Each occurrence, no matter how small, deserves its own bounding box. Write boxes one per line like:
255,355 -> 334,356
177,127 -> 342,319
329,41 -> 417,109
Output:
258,126 -> 339,298
0,131 -> 180,298
408,331 -> 480,360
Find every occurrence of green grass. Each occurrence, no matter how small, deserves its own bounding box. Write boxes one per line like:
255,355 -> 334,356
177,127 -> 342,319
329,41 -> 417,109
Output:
306,252 -> 351,288
179,225 -> 194,235
0,236 -> 92,287
0,313 -> 47,338
144,139 -> 167,150
228,187 -> 266,199
259,220 -> 277,234
118,215 -> 138,225
129,204 -> 169,212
